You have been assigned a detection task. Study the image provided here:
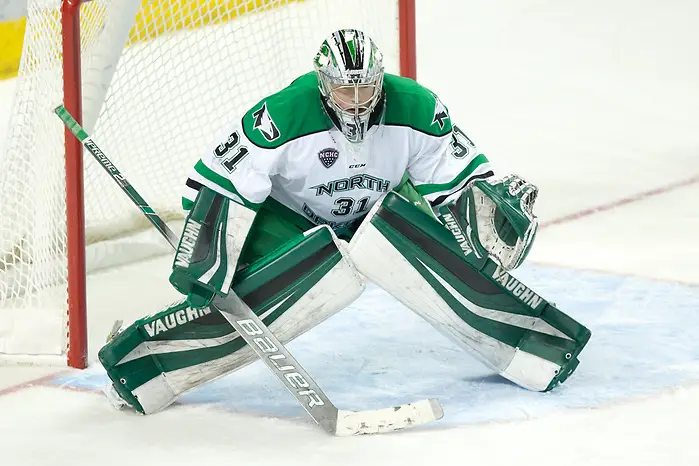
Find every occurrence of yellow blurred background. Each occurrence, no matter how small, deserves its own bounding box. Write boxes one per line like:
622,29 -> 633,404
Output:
0,0 -> 299,80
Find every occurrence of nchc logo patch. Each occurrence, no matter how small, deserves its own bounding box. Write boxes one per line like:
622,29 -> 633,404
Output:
318,147 -> 339,168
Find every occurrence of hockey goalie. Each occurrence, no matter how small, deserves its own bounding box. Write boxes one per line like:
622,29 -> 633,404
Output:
99,29 -> 591,414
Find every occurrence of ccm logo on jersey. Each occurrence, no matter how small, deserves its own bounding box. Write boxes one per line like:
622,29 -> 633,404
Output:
252,102 -> 280,142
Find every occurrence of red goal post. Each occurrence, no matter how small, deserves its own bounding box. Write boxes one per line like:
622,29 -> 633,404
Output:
1,0 -> 417,369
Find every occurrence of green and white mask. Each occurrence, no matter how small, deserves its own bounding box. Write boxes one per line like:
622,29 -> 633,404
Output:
314,29 -> 385,143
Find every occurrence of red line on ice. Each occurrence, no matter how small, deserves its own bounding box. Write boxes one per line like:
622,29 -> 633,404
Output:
0,371 -> 70,397
540,174 -> 699,228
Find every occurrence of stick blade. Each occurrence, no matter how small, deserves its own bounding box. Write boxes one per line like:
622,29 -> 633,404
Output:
334,398 -> 443,436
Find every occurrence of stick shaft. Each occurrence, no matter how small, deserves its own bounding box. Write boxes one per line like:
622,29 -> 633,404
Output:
55,106 -> 180,247
55,105 -> 341,432
55,105 -> 442,435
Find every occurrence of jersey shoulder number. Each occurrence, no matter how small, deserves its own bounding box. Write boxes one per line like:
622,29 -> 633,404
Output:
212,130 -> 249,173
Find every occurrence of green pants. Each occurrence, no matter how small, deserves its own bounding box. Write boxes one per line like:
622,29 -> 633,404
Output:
240,173 -> 422,266
239,196 -> 362,266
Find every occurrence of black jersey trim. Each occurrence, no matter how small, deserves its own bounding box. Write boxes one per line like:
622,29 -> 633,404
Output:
186,178 -> 203,192
429,171 -> 494,207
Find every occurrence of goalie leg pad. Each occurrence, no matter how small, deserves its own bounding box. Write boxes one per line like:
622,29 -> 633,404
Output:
99,225 -> 365,414
348,190 -> 590,392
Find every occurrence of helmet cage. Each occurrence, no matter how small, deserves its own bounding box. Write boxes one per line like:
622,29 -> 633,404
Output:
314,29 -> 385,143
317,69 -> 383,143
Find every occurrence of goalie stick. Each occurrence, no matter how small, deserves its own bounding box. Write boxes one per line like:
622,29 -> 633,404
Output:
55,105 -> 443,436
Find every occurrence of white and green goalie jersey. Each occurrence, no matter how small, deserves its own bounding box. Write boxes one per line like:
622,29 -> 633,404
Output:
182,72 -> 494,230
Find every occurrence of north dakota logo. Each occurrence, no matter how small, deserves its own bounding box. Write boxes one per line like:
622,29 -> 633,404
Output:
318,148 -> 339,168
432,94 -> 449,130
251,102 -> 280,142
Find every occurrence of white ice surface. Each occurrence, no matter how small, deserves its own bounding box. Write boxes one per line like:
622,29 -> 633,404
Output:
2,0 -> 699,464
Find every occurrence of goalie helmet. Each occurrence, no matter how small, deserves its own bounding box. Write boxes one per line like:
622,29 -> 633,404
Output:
313,29 -> 385,143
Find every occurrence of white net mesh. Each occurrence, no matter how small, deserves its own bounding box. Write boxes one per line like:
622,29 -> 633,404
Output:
0,0 -> 400,361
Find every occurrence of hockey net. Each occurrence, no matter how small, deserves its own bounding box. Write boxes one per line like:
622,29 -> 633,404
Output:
0,0 -> 414,367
